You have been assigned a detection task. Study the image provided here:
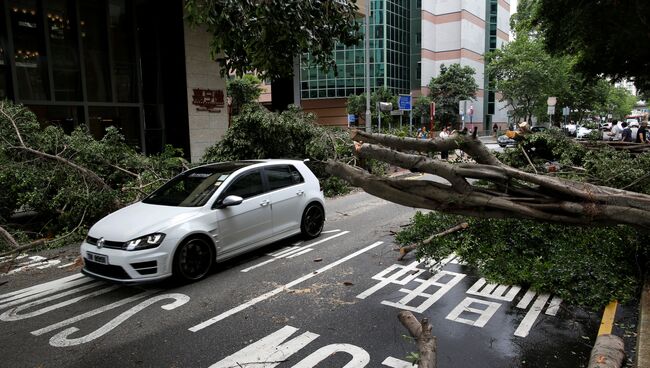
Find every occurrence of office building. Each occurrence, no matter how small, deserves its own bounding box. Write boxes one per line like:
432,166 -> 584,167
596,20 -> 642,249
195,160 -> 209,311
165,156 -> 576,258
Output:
1,0 -> 228,162
300,0 -> 511,131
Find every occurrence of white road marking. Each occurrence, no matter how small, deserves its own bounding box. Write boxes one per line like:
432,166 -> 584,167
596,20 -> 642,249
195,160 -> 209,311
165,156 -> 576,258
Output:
545,296 -> 563,316
516,289 -> 537,309
321,229 -> 342,234
286,248 -> 313,259
269,246 -> 302,258
7,256 -> 61,274
48,293 -> 189,347
240,231 -> 350,273
381,270 -> 465,313
190,241 -> 384,332
445,297 -> 501,327
514,293 -> 550,337
356,262 -> 425,300
1,284 -> 119,321
57,262 -> 76,269
209,325 -> 319,368
382,357 -> 413,368
0,274 -> 93,310
31,289 -> 159,336
292,343 -> 370,368
467,278 -> 521,302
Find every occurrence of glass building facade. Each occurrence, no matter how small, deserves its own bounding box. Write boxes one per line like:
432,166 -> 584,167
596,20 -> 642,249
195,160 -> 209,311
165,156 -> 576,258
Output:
300,0 -> 413,100
0,0 -> 190,155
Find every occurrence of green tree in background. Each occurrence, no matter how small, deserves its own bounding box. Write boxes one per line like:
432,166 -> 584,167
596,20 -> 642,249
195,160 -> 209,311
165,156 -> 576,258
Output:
532,0 -> 650,94
427,64 -> 478,129
227,74 -> 263,116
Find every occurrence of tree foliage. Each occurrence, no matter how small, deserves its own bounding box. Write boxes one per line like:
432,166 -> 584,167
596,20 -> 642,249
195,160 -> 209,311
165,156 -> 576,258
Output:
488,7 -> 638,125
531,0 -> 650,94
202,104 -> 355,197
395,211 -> 644,308
326,129 -> 650,309
427,64 -> 478,129
184,0 -> 362,80
227,74 -> 263,116
0,102 -> 186,251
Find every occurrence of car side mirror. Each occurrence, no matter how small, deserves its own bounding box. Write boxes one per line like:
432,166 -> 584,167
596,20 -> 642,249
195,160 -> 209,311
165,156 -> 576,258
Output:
215,195 -> 243,209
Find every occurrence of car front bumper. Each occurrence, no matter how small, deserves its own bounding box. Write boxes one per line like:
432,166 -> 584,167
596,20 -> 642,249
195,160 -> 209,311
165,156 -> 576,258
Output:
80,240 -> 174,283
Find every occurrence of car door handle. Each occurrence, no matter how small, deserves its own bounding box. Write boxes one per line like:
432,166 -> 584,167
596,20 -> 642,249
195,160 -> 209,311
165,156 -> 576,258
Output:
260,199 -> 270,207
296,190 -> 304,196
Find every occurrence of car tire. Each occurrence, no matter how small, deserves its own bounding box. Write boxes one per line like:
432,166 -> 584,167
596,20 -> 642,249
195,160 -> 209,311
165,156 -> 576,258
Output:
172,237 -> 214,282
300,203 -> 324,240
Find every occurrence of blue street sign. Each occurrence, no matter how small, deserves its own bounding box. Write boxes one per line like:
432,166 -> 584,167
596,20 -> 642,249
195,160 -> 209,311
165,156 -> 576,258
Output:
398,94 -> 412,111
348,114 -> 356,123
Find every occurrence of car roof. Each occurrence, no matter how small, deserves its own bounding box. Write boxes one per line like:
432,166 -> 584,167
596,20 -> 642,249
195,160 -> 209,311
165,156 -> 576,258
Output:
193,159 -> 307,171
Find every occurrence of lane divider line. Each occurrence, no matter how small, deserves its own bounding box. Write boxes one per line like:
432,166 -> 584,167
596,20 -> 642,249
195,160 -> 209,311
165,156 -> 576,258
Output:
240,231 -> 350,273
190,241 -> 384,332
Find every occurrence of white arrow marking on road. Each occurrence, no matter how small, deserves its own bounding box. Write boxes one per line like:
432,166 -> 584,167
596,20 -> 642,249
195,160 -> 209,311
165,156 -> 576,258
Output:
190,241 -> 384,332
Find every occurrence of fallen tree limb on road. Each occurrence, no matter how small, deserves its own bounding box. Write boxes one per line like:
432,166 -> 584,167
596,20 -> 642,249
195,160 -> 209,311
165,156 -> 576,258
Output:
325,128 -> 650,229
398,310 -> 437,368
397,222 -> 469,260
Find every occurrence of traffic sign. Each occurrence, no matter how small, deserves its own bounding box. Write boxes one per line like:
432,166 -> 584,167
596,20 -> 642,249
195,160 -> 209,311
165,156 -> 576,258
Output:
398,95 -> 412,111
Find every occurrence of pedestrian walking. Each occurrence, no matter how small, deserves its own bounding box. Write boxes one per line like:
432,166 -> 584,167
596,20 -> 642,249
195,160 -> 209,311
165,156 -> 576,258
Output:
492,122 -> 498,137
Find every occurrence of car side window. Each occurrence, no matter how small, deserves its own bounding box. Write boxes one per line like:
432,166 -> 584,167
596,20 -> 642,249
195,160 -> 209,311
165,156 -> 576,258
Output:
222,171 -> 264,199
266,165 -> 304,191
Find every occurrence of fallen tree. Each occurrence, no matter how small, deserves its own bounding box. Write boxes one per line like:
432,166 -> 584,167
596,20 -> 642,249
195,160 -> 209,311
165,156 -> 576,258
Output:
326,128 -> 650,229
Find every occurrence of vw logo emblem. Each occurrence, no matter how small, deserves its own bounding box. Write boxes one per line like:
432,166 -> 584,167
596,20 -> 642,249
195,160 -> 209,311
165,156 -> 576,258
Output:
97,238 -> 105,249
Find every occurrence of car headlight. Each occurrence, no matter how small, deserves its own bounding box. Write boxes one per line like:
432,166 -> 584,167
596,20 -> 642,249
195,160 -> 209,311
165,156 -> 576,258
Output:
125,233 -> 166,251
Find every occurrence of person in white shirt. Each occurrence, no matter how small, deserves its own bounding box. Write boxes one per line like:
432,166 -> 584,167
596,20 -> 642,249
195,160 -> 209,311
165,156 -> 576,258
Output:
608,120 -> 622,141
439,126 -> 450,159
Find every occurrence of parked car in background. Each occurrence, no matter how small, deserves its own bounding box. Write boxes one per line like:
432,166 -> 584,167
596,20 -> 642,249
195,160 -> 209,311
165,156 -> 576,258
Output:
497,134 -> 516,148
81,159 -> 326,283
563,123 -> 577,136
531,126 -> 547,133
600,122 -> 612,131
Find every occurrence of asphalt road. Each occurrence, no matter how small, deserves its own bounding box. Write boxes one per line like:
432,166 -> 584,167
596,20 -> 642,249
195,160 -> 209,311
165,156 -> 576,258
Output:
0,190 -> 602,368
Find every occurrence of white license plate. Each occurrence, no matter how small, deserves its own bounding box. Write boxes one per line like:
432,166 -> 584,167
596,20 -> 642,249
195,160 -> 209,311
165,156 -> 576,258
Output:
87,252 -> 108,265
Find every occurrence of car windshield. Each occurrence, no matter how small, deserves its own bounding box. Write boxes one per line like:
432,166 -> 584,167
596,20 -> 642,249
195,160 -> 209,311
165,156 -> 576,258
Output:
143,163 -> 253,207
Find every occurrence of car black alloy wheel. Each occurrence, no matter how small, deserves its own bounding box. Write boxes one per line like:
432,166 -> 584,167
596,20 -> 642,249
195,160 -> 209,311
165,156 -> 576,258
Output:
174,237 -> 214,282
301,204 -> 324,239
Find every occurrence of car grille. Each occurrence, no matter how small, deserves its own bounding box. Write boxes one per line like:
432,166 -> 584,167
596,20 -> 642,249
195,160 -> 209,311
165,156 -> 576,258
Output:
86,236 -> 125,250
130,261 -> 158,275
84,259 -> 132,280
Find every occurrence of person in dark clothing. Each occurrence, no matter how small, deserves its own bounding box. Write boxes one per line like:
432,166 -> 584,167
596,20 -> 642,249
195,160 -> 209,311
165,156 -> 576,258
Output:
621,122 -> 633,142
636,122 -> 649,143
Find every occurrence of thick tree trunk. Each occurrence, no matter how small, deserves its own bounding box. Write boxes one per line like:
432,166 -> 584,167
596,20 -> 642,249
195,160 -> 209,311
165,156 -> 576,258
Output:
398,311 -> 437,368
326,129 -> 650,229
587,335 -> 625,368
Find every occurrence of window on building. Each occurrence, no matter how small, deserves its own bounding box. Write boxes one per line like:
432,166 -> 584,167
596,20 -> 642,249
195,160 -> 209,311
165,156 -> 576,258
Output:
80,0 -> 112,102
0,4 -> 10,100
109,0 -> 138,102
46,0 -> 82,101
10,0 -> 50,100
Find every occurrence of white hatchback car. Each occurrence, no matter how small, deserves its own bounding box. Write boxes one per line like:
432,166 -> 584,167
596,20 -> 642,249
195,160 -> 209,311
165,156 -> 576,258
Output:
81,160 -> 325,283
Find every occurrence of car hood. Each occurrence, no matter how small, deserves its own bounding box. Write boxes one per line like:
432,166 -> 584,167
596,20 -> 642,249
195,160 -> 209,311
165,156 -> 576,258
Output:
89,202 -> 202,241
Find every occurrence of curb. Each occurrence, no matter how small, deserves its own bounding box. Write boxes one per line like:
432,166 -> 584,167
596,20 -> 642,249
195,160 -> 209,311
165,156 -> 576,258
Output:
637,279 -> 650,368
